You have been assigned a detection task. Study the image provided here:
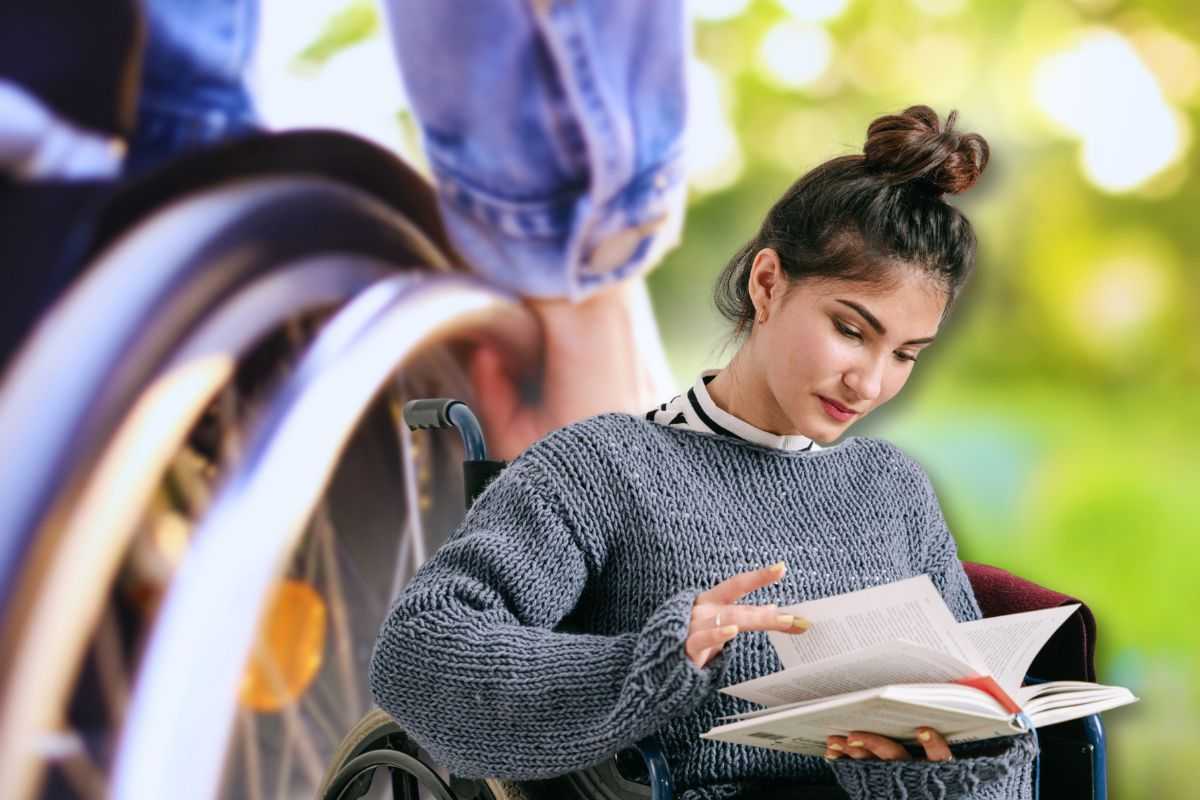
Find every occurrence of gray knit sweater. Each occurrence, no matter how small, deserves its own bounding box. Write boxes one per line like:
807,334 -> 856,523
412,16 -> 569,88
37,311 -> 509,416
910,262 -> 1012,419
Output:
369,412 -> 1036,799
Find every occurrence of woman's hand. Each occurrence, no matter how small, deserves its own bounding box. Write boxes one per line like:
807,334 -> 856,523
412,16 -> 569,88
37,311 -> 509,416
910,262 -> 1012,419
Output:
825,728 -> 953,762
686,561 -> 810,669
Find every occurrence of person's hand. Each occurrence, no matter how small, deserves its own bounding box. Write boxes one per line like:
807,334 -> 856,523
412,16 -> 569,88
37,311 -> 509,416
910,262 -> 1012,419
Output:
466,276 -> 675,460
685,561 -> 810,669
825,728 -> 953,762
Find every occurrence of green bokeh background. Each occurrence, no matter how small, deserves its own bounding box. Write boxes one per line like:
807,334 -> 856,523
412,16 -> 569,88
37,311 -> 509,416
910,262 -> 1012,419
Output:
299,1 -> 1198,795
655,4 -> 1199,796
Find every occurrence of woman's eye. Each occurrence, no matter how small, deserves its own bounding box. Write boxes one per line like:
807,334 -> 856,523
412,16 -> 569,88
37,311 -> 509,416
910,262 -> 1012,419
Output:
836,319 -> 917,363
834,320 -> 861,340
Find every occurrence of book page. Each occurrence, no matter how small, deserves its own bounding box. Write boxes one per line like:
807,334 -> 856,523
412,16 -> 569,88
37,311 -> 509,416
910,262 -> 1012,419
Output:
955,605 -> 1080,691
766,575 -> 987,673
1014,680 -> 1139,725
703,694 -> 1023,756
721,639 -> 980,707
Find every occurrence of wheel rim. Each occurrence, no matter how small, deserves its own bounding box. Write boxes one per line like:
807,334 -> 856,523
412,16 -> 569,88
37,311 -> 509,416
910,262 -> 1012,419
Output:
112,274 -> 519,800
0,176 -> 472,800
0,175 -> 452,598
0,259 -> 394,800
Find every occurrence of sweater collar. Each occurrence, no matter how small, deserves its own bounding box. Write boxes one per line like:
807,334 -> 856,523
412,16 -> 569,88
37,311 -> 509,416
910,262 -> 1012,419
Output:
646,369 -> 820,452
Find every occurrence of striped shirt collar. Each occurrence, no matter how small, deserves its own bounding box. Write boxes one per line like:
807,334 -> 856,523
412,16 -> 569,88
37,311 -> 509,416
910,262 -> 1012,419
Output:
645,369 -> 820,452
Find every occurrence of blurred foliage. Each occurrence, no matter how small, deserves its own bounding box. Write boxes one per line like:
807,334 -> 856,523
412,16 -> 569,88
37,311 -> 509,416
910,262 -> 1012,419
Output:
294,0 -> 379,68
298,0 -> 1198,796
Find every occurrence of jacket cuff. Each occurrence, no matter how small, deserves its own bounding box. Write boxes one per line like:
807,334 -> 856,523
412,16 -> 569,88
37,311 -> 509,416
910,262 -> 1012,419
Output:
828,733 -> 1037,800
430,152 -> 685,302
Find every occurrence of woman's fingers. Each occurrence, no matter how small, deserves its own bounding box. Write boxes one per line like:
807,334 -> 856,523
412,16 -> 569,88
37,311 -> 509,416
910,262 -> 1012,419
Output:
735,603 -> 809,633
691,602 -> 809,635
697,561 -> 788,606
826,735 -> 873,760
825,730 -> 952,762
844,732 -> 912,761
915,727 -> 954,762
684,623 -> 739,668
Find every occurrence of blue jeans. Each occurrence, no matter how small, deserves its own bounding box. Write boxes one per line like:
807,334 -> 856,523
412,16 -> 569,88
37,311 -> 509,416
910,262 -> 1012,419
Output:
127,0 -> 260,174
133,0 -> 689,301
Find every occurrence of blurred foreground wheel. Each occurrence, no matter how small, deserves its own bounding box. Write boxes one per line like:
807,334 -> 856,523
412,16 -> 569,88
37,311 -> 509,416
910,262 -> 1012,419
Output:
111,273 -> 534,800
0,173 -> 472,800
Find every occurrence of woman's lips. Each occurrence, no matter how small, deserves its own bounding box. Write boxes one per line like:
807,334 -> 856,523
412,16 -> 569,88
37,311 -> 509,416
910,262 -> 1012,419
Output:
818,395 -> 859,422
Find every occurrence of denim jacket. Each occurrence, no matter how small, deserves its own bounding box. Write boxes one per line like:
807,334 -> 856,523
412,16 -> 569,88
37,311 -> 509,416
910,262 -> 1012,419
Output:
385,0 -> 690,300
130,0 -> 260,173
137,0 -> 691,301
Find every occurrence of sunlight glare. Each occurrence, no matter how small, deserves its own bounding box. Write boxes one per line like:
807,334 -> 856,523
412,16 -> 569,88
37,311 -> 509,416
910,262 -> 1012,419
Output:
759,21 -> 835,88
686,59 -> 744,193
778,0 -> 850,23
1032,29 -> 1184,192
690,0 -> 751,22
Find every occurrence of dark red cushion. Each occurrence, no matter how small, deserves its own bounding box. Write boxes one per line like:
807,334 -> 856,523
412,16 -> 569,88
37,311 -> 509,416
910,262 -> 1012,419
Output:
964,561 -> 1096,683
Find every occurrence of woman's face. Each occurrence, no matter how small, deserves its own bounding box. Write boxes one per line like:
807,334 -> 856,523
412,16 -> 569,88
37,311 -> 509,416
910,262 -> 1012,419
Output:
746,249 -> 946,443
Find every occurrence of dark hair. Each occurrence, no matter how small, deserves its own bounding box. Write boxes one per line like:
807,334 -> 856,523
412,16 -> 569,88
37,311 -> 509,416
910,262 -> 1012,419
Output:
714,105 -> 990,340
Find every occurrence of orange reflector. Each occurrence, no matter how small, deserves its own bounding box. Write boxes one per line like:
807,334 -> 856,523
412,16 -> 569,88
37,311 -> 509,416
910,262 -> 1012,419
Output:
238,579 -> 327,712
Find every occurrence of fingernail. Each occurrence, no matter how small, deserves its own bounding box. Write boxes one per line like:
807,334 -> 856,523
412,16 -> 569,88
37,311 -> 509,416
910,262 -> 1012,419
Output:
777,614 -> 795,627
770,561 -> 786,575
918,730 -> 932,742
791,617 -> 810,631
848,740 -> 864,748
824,752 -> 840,761
828,742 -> 844,751
721,625 -> 739,636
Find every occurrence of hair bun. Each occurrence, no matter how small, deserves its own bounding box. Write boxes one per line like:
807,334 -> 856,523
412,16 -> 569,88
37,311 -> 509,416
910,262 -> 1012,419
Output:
863,105 -> 989,195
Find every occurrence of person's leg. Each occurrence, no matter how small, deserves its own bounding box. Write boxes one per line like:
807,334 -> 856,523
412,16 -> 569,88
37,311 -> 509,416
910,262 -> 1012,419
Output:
125,0 -> 261,174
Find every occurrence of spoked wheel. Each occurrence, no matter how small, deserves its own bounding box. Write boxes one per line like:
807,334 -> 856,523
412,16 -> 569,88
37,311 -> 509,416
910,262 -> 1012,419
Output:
0,173 -> 473,800
111,273 -> 541,800
319,707 -> 666,800
318,709 -> 477,800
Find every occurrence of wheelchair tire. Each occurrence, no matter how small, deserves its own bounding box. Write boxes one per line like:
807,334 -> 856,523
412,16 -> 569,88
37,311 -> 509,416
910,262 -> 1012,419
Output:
109,274 -> 524,800
319,709 -> 500,800
0,174 -> 459,800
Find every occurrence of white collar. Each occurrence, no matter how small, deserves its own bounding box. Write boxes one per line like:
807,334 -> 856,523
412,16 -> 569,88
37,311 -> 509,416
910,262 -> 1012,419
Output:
646,370 -> 819,452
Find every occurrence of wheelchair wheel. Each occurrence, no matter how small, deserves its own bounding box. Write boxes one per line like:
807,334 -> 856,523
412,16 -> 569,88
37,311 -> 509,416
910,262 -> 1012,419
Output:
319,708 -> 664,800
107,267 -> 676,800
106,273 -> 528,800
0,173 -> 469,800
318,708 -> 478,800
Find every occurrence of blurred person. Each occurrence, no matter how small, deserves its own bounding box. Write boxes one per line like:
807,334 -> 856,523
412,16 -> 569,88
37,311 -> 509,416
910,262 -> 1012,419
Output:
124,0 -> 689,459
370,106 -> 1041,799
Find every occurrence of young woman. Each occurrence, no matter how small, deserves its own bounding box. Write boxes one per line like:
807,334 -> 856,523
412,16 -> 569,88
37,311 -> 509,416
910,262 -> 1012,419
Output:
369,106 -> 1038,800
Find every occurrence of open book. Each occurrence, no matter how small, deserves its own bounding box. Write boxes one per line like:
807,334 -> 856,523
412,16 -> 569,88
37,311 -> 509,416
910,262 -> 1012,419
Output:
700,575 -> 1137,757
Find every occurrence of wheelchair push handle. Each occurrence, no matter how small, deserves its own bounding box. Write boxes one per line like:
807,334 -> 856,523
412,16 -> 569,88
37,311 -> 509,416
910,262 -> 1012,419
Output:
403,398 -> 505,507
402,398 -> 487,462
402,398 -> 463,430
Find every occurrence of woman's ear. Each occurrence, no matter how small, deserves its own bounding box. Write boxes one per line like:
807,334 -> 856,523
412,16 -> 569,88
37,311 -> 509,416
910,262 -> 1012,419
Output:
747,248 -> 784,321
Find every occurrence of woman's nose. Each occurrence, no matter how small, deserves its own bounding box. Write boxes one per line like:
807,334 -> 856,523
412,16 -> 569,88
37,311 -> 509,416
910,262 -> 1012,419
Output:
844,355 -> 885,404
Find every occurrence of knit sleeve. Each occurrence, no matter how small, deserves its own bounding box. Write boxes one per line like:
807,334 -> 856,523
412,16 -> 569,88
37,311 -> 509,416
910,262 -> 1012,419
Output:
824,456 -> 1037,799
367,454 -> 729,780
828,732 -> 1038,800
